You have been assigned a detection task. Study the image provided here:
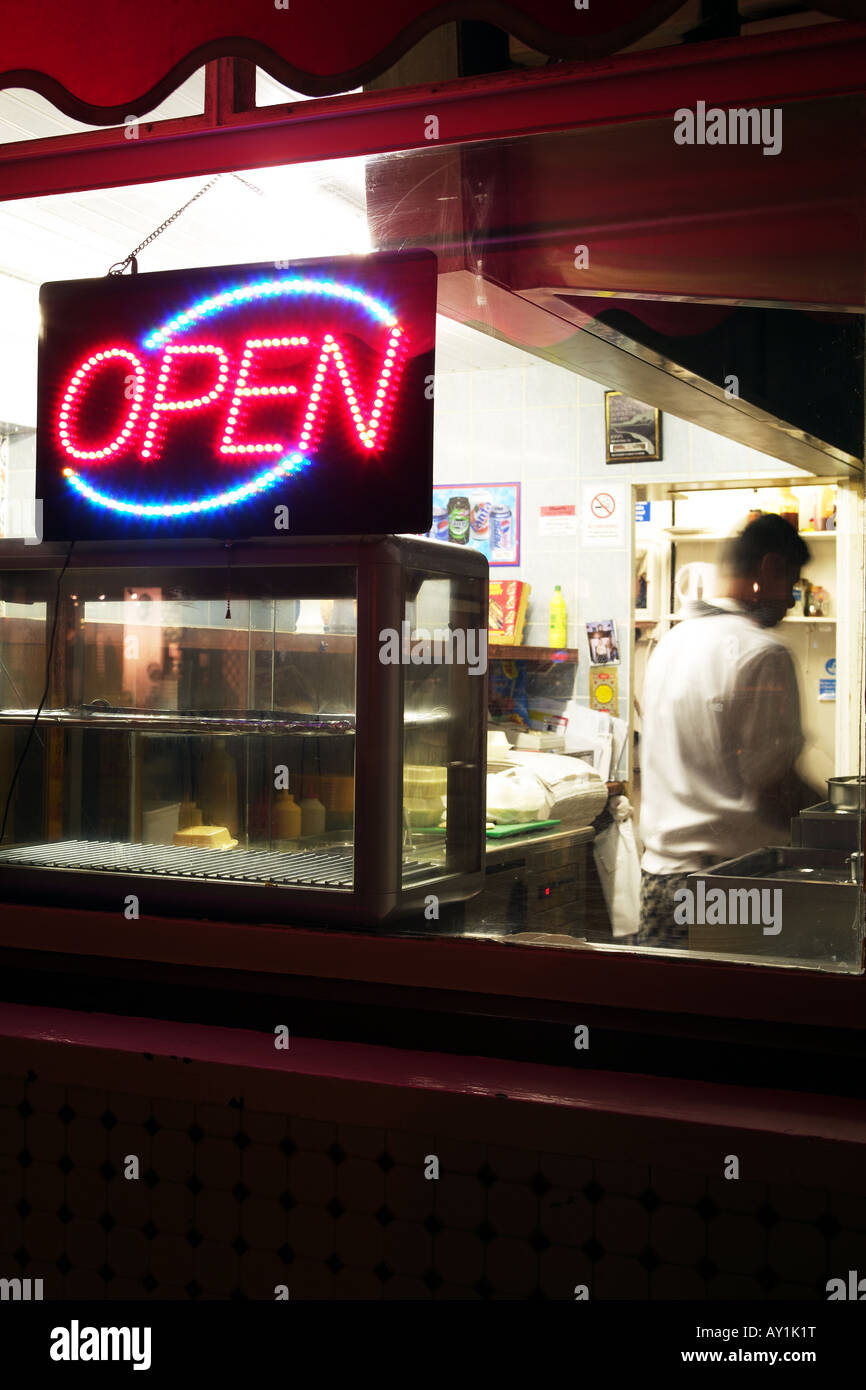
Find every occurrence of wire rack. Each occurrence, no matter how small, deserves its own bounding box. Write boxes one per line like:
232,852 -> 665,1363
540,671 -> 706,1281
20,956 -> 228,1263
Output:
0,839 -> 439,889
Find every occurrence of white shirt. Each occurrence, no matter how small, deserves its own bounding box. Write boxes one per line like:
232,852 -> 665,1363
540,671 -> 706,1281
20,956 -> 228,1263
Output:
639,598 -> 804,874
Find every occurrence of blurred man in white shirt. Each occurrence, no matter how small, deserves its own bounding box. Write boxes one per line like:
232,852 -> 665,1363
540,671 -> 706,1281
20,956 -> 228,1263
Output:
637,514 -> 816,948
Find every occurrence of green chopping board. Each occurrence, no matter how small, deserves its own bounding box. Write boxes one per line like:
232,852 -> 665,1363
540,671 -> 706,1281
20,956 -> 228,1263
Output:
485,818 -> 562,838
421,819 -> 562,838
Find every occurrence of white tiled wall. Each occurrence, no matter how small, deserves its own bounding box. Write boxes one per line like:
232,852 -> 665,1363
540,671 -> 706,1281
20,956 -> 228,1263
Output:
433,351 -> 798,719
1,430 -> 37,540
0,277 -> 39,428
434,358 -> 625,712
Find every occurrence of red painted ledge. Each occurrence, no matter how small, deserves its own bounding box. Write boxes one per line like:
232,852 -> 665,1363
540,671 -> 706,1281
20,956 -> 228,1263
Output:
0,901 -> 862,1033
1,1000 -> 864,1190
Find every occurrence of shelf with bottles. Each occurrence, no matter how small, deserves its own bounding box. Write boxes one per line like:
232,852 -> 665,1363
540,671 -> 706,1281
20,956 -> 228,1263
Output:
667,500 -> 837,625
664,530 -> 836,543
488,645 -> 579,662
669,614 -> 836,624
665,483 -> 838,540
781,616 -> 836,624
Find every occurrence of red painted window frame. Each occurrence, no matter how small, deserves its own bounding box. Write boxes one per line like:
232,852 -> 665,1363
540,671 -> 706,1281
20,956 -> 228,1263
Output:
0,20 -> 864,1025
3,22 -> 866,199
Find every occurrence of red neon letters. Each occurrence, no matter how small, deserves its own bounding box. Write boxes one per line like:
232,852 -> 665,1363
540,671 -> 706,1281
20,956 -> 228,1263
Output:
221,337 -> 306,456
56,327 -> 406,464
141,344 -> 231,460
58,347 -> 147,461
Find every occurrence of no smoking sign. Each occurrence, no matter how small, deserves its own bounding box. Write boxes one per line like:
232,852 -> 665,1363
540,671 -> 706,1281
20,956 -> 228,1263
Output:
582,482 -> 625,546
591,492 -> 616,519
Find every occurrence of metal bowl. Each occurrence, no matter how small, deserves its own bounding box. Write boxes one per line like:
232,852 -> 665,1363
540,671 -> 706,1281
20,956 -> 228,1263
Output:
827,776 -> 865,811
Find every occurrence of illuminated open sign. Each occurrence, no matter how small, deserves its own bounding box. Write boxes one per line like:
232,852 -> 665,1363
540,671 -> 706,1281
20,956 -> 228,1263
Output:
37,250 -> 436,540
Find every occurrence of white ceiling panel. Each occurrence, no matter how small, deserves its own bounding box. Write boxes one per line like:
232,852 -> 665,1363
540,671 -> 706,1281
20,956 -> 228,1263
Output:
0,71 -> 207,145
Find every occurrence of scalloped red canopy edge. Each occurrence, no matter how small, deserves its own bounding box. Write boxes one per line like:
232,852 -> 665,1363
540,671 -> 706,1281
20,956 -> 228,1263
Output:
0,0 -> 727,121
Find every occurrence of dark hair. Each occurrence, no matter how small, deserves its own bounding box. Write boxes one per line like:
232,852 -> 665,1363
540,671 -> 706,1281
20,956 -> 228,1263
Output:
722,513 -> 811,577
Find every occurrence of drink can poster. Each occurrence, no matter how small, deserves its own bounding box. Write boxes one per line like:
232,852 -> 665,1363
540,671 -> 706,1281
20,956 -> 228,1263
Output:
421,483 -> 520,565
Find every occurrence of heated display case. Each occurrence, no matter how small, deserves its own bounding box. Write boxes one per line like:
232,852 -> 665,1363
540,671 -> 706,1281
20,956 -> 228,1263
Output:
0,535 -> 487,925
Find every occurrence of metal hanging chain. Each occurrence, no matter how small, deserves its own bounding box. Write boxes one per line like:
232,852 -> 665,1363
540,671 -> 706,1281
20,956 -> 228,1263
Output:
229,172 -> 266,198
106,172 -> 264,276
107,176 -> 221,275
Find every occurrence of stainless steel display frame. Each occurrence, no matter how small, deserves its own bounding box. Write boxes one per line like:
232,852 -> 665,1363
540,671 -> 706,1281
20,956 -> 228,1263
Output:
0,534 -> 488,927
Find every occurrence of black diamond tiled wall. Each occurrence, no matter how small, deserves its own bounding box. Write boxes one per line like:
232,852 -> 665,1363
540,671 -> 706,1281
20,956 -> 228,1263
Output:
2,1069 -> 866,1299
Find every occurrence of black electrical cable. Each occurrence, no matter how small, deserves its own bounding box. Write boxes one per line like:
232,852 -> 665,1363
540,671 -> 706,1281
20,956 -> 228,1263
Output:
0,539 -> 75,844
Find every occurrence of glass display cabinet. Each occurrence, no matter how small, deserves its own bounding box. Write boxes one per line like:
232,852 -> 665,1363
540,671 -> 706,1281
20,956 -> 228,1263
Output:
0,535 -> 487,925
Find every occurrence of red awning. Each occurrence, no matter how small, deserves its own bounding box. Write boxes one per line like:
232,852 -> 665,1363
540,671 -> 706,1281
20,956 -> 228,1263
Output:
0,0 -> 855,121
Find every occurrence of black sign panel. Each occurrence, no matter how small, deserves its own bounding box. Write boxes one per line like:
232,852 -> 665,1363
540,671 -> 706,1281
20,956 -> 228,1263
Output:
36,250 -> 436,540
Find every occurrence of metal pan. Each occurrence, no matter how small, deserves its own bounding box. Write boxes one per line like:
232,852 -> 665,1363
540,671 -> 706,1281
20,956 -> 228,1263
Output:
827,776 -> 865,811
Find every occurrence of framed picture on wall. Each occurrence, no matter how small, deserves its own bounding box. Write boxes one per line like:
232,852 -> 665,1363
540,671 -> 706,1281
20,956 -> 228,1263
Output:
605,391 -> 662,464
422,483 -> 520,566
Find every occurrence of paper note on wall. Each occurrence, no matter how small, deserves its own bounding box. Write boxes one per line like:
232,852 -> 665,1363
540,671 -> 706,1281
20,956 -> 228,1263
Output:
539,504 -> 577,536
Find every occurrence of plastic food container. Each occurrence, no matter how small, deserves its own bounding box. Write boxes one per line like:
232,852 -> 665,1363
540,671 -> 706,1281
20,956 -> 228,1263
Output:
142,802 -> 181,844
405,798 -> 445,827
173,825 -> 238,850
402,766 -> 448,827
403,765 -> 448,797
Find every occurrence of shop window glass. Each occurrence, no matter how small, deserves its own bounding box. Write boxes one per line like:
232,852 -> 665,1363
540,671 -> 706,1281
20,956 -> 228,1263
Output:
0,97 -> 863,968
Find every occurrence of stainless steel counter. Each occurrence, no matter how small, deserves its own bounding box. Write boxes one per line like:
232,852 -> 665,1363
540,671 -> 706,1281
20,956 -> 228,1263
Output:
483,823 -> 595,861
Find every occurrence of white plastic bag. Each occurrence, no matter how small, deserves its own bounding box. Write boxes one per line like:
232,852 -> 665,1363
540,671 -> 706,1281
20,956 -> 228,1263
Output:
592,795 -> 641,937
486,766 -> 553,824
